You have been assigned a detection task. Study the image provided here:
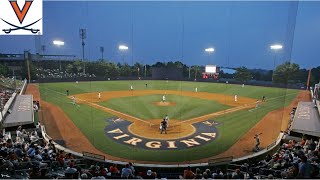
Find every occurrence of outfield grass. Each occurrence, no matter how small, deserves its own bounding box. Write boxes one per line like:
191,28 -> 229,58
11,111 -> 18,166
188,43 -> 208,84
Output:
99,94 -> 231,120
39,80 -> 299,162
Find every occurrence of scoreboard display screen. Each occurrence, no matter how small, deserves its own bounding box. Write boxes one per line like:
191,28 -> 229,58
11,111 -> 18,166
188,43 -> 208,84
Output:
205,65 -> 217,73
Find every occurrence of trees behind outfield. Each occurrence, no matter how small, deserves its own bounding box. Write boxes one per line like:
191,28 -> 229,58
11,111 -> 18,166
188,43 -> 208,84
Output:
234,66 -> 252,82
2,57 -> 319,86
272,62 -> 300,84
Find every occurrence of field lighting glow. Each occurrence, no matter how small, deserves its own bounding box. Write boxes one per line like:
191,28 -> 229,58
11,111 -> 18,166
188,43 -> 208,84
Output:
270,44 -> 283,50
205,48 -> 215,52
119,45 -> 128,50
53,40 -> 65,46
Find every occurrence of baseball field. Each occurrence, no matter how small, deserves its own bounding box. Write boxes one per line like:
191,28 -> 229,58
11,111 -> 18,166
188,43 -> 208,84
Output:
34,80 -> 305,163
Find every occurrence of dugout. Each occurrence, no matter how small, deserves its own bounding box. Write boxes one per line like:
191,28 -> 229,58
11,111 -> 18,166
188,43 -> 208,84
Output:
289,101 -> 320,137
2,95 -> 34,127
152,67 -> 183,80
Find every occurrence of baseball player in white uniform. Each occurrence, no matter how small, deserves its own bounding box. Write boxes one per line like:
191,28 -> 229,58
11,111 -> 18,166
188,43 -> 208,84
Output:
130,85 -> 133,90
165,115 -> 169,127
195,87 -> 198,92
72,96 -> 76,105
162,95 -> 166,102
98,92 -> 101,99
234,95 -> 238,102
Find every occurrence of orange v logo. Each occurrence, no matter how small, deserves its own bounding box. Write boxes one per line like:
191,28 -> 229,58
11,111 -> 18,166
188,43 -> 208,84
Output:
10,0 -> 33,24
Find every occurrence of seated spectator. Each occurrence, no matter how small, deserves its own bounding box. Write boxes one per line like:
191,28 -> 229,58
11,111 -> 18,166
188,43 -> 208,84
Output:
109,163 -> 119,174
128,162 -> 135,174
183,166 -> 194,179
205,169 -> 212,178
29,166 -> 41,179
194,168 -> 202,179
98,165 -> 108,177
144,169 -> 157,179
121,164 -> 133,178
232,169 -> 244,179
212,168 -> 224,179
297,155 -> 314,178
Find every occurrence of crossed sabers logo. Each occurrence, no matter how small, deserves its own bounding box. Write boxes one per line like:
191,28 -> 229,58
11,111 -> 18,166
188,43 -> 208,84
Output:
1,0 -> 41,34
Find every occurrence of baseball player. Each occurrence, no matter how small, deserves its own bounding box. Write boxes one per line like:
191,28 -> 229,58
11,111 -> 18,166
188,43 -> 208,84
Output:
160,119 -> 168,134
195,87 -> 198,92
254,133 -> 262,151
256,99 -> 260,108
130,85 -> 133,90
72,96 -> 76,105
162,95 -> 166,102
165,115 -> 169,127
98,92 -> 101,100
234,95 -> 238,102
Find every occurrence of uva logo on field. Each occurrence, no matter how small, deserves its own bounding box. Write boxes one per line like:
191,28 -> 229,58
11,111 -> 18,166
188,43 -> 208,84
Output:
0,0 -> 42,35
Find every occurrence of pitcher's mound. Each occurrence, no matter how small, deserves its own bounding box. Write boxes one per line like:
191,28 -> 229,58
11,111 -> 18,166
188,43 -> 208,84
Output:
153,101 -> 176,106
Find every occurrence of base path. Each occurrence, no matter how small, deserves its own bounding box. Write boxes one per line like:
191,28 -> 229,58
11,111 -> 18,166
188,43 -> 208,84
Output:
74,90 -> 256,140
26,84 -> 309,164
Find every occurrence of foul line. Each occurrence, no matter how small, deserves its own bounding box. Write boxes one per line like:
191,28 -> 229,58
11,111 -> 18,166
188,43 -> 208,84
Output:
41,87 -> 155,126
40,86 -> 298,127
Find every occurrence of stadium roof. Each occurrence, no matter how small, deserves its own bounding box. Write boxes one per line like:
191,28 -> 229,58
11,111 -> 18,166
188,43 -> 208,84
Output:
290,101 -> 320,137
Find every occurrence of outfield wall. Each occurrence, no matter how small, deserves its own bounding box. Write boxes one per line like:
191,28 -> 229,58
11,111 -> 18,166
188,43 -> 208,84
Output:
34,77 -> 304,89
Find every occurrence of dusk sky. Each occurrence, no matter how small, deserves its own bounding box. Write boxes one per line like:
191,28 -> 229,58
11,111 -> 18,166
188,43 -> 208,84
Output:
1,1 -> 320,70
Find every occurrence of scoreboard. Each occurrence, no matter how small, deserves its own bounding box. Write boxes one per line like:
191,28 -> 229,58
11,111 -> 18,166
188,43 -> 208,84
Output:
203,65 -> 219,80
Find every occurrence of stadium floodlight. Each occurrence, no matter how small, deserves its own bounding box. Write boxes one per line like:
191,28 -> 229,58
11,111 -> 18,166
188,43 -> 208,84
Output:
270,44 -> 283,82
270,44 -> 283,50
53,40 -> 65,46
205,47 -> 215,52
119,45 -> 129,51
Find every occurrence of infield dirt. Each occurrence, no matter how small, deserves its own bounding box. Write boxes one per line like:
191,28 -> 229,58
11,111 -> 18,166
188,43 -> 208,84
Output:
25,84 -> 310,164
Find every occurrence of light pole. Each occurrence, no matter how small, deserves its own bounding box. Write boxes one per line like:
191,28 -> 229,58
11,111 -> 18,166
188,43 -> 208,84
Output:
100,46 -> 104,61
205,47 -> 215,64
118,45 -> 128,64
79,28 -> 86,74
270,44 -> 283,81
53,40 -> 65,72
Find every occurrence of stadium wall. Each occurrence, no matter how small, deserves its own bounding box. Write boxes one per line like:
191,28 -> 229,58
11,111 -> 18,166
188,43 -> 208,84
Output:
34,77 -> 304,90
151,67 -> 183,80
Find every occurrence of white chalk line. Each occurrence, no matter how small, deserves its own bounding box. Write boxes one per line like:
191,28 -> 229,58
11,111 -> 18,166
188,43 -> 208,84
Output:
41,86 -> 299,126
41,87 -> 155,126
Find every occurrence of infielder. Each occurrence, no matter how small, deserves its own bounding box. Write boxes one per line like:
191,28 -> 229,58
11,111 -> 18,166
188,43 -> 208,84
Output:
162,95 -> 166,102
72,96 -> 76,105
165,115 -> 169,127
195,87 -> 198,92
98,92 -> 101,99
256,99 -> 260,108
130,85 -> 133,90
234,95 -> 238,102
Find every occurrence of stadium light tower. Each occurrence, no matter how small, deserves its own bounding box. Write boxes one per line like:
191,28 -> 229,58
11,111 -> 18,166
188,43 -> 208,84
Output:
53,40 -> 65,72
79,28 -> 87,74
270,44 -> 283,81
100,46 -> 104,61
205,47 -> 215,64
118,45 -> 128,64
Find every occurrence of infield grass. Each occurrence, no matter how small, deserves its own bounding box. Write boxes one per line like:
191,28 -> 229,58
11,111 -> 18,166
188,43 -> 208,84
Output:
39,80 -> 299,162
99,94 -> 231,120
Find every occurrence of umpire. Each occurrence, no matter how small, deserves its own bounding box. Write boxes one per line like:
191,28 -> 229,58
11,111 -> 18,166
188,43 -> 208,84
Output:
160,119 -> 168,134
